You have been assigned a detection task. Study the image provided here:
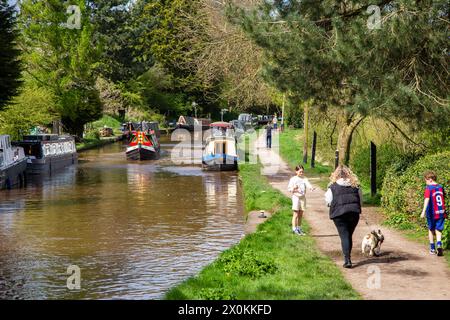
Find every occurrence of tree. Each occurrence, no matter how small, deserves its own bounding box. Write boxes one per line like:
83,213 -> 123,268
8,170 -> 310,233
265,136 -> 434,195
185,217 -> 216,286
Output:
191,0 -> 274,109
0,82 -> 57,140
137,0 -> 274,112
91,0 -> 153,83
138,0 -> 207,91
0,0 -> 22,109
18,0 -> 102,137
235,0 -> 449,164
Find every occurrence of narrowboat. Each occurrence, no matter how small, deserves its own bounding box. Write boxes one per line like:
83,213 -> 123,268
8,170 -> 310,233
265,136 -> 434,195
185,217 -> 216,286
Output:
0,135 -> 28,189
123,121 -> 160,141
12,134 -> 78,175
202,122 -> 238,171
176,116 -> 211,131
126,126 -> 160,161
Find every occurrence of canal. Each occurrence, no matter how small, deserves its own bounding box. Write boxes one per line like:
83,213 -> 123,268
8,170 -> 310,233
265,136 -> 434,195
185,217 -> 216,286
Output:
0,136 -> 245,299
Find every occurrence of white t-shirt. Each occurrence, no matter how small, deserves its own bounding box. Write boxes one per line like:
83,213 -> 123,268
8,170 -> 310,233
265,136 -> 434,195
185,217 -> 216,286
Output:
288,176 -> 312,198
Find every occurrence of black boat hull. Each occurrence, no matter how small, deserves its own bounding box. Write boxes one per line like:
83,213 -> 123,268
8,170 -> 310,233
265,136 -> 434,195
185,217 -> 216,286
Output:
202,163 -> 238,171
0,158 -> 28,189
25,153 -> 78,175
126,146 -> 160,160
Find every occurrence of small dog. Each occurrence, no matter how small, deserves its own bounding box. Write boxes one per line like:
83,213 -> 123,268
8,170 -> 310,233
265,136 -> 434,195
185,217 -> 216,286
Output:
361,229 -> 385,257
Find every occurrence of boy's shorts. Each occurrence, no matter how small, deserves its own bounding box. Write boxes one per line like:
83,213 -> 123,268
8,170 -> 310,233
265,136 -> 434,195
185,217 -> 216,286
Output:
427,216 -> 445,231
292,196 -> 306,211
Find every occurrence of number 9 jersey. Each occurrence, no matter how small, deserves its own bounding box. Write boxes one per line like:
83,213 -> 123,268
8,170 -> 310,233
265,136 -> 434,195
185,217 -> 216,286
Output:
425,184 -> 447,220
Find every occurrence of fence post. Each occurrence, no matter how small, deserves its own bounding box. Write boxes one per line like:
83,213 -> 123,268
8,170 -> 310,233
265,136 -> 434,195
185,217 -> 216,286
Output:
370,141 -> 377,197
335,150 -> 339,169
311,131 -> 317,168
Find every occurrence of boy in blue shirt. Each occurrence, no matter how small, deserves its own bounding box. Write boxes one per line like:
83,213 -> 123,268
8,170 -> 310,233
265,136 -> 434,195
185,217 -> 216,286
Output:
420,171 -> 447,256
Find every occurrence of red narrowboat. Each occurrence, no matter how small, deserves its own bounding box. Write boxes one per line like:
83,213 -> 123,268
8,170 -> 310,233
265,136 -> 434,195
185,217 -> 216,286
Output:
126,130 -> 160,160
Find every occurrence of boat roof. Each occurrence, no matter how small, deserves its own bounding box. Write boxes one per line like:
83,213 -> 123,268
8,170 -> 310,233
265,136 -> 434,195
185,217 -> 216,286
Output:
210,122 -> 232,128
20,134 -> 74,142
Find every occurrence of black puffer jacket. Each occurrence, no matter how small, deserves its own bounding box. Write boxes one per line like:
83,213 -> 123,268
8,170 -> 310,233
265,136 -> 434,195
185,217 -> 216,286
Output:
329,183 -> 361,219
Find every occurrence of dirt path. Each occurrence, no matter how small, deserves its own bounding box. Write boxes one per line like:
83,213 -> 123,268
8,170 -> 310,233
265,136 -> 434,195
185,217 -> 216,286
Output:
255,132 -> 450,300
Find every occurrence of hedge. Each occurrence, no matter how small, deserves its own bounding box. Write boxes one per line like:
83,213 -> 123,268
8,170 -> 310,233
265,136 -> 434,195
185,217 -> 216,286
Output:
381,151 -> 450,248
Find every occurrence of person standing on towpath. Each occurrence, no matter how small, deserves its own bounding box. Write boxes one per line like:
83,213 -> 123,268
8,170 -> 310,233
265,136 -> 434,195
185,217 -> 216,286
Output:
288,165 -> 315,236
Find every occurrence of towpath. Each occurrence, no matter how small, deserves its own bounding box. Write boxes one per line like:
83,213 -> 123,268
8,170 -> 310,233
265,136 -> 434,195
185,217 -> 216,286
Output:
254,132 -> 450,299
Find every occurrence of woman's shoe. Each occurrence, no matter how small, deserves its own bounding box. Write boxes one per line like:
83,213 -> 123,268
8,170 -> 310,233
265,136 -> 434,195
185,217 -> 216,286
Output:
343,258 -> 352,268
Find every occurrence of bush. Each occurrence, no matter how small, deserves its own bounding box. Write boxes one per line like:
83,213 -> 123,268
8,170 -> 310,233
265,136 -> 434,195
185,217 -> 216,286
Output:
350,143 -> 418,191
350,144 -> 400,189
198,287 -> 236,300
217,247 -> 277,278
92,115 -> 122,130
381,151 -> 450,248
84,130 -> 100,141
0,84 -> 57,140
285,102 -> 303,128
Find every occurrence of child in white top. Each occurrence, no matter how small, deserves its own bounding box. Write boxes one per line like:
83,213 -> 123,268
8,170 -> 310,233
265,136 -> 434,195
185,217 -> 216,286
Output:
288,165 -> 315,235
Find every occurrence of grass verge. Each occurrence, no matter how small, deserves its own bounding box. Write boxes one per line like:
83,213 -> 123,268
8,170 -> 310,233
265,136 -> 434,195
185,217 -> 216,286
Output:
76,135 -> 122,152
165,164 -> 360,300
92,115 -> 123,135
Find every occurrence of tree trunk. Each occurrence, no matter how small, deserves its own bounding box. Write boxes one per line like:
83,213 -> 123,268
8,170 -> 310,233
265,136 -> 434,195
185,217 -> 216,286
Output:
337,113 -> 365,165
302,102 -> 309,164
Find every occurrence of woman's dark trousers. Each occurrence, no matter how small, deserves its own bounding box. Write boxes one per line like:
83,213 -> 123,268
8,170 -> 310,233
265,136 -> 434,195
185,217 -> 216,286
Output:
332,212 -> 360,260
266,135 -> 272,148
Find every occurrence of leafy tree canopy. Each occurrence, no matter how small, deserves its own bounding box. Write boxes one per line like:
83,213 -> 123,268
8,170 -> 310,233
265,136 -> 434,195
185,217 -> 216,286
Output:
0,0 -> 22,109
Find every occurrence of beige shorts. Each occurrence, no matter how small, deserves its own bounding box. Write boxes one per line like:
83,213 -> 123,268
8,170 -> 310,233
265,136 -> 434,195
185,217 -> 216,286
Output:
292,196 -> 306,211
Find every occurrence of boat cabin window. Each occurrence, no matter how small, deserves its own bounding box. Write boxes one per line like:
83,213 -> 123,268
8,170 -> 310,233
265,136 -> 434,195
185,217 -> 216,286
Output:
22,144 -> 43,158
215,142 -> 227,155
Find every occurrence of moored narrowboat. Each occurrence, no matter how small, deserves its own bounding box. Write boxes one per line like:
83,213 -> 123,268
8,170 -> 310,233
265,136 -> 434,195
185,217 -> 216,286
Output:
0,135 -> 28,189
12,134 -> 78,175
176,116 -> 211,131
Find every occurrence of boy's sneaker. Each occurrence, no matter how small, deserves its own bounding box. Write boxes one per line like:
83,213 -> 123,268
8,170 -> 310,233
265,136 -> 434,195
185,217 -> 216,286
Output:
437,247 -> 444,257
430,249 -> 437,255
293,228 -> 301,235
298,228 -> 306,236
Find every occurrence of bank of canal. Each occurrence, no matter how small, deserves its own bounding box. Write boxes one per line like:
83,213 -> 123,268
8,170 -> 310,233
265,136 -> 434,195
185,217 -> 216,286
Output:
0,137 -> 245,299
165,164 -> 360,300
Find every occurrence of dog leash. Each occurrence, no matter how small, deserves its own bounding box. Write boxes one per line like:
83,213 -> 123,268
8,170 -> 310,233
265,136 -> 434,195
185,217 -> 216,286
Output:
362,210 -> 373,233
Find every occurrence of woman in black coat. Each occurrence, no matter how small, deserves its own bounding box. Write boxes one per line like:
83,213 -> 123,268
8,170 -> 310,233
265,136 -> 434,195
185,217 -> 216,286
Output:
325,165 -> 363,268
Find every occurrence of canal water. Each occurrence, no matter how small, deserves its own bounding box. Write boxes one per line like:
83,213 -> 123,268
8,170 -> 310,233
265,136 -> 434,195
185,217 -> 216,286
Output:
0,136 -> 245,299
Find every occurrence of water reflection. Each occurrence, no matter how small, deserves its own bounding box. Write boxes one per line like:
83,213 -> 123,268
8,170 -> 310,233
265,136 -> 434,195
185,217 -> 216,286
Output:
0,139 -> 244,299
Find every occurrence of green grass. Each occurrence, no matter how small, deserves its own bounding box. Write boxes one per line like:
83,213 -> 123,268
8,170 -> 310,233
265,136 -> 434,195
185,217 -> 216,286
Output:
76,115 -> 124,151
279,129 -> 333,190
92,115 -> 123,135
165,164 -> 361,300
76,136 -> 121,152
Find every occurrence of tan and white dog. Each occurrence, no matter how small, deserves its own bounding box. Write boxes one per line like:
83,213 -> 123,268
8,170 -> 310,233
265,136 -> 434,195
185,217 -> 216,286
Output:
361,230 -> 385,257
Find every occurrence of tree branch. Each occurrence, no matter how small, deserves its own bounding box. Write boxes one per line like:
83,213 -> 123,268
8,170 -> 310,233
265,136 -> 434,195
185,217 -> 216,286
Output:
385,118 -> 428,149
